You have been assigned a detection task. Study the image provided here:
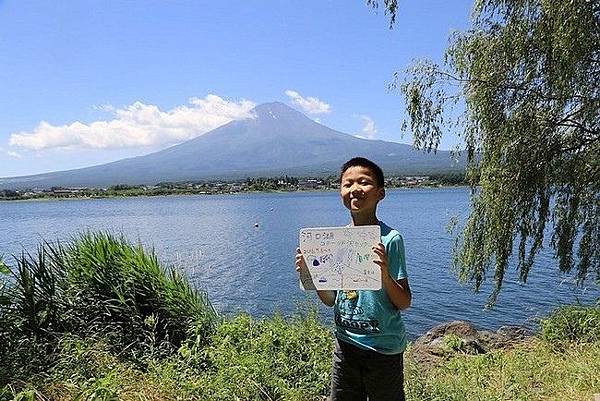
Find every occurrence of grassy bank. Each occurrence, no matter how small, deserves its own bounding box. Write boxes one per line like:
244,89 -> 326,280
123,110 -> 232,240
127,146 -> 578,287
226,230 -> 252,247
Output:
1,233 -> 598,400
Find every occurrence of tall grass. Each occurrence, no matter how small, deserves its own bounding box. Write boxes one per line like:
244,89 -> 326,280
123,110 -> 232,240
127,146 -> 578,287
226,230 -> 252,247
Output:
405,339 -> 600,401
62,232 -> 218,354
184,312 -> 333,400
1,311 -> 334,401
405,304 -> 600,401
2,233 -> 599,400
539,303 -> 600,345
0,232 -> 218,384
0,258 -> 12,384
5,305 -> 598,401
0,243 -> 68,380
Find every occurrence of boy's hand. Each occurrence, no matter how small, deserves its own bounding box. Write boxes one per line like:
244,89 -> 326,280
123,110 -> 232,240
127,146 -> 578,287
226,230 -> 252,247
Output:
373,242 -> 412,310
295,248 -> 307,272
372,242 -> 389,275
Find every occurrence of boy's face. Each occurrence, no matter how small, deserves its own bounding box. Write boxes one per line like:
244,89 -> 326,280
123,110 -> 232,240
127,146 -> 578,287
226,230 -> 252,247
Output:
340,165 -> 385,216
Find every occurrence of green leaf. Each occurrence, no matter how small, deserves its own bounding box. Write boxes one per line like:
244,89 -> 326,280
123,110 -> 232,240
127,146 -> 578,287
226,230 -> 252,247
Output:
395,0 -> 600,304
0,260 -> 9,275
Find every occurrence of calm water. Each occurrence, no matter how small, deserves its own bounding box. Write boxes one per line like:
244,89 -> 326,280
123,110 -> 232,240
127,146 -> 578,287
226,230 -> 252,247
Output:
1,188 -> 597,338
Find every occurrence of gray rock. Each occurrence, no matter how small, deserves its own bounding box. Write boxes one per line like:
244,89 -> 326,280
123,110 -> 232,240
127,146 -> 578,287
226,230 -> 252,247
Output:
409,320 -> 531,366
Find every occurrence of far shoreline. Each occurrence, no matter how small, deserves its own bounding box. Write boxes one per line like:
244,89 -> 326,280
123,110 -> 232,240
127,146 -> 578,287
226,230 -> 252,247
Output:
0,184 -> 470,203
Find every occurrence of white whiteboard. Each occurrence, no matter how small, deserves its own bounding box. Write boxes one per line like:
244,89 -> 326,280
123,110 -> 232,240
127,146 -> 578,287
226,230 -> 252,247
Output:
299,225 -> 381,290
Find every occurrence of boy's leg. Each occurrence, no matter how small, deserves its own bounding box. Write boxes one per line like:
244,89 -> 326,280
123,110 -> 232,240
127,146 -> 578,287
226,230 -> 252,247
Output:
330,338 -> 367,401
362,351 -> 405,401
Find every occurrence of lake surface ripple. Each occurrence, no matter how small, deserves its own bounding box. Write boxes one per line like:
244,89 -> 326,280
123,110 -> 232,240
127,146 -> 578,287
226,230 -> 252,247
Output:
2,188 -> 596,338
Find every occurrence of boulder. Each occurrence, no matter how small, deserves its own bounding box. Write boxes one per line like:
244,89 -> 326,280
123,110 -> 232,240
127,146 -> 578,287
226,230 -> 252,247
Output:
408,320 -> 531,366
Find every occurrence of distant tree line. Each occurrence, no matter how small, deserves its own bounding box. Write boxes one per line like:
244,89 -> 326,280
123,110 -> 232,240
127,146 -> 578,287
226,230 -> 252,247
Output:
0,172 -> 467,201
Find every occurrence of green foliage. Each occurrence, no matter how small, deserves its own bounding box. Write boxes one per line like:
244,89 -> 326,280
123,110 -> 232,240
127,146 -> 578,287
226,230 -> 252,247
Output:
180,311 -> 333,400
5,232 -> 599,400
63,232 -> 218,353
245,176 -> 301,191
0,258 -> 9,273
0,244 -> 68,380
1,309 -> 333,401
4,306 -> 600,401
2,234 -> 599,401
539,304 -> 600,345
11,244 -> 66,339
366,0 -> 398,28
377,0 -> 600,303
441,333 -> 466,353
406,305 -> 600,400
0,256 -> 11,305
0,232 -> 218,383
0,189 -> 18,199
0,258 -> 9,377
428,172 -> 466,185
406,339 -> 600,401
109,183 -> 140,191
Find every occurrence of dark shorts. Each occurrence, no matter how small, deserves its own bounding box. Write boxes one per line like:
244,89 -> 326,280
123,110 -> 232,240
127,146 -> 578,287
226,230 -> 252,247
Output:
330,338 -> 405,401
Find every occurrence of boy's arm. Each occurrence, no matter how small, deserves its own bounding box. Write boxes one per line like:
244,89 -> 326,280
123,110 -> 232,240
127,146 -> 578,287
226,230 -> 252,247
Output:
373,243 -> 412,310
315,289 -> 337,307
295,248 -> 336,307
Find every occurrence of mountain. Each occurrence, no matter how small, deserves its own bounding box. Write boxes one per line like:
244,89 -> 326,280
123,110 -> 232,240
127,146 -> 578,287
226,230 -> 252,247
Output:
0,102 -> 465,189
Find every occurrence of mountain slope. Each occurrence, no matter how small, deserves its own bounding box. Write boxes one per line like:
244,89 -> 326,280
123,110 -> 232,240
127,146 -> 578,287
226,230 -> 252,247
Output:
0,102 -> 464,189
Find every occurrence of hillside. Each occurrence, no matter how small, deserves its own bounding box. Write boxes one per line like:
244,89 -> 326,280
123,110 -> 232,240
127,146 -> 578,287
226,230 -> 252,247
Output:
0,102 -> 465,189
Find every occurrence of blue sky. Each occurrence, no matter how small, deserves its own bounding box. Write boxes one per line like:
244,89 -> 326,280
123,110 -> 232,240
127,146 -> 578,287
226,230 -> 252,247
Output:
0,0 -> 473,177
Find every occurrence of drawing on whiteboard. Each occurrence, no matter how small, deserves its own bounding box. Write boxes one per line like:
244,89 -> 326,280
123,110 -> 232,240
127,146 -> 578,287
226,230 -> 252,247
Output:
299,225 -> 381,291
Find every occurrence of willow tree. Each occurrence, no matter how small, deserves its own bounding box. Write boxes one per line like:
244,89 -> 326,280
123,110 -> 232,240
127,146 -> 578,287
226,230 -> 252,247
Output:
373,0 -> 599,303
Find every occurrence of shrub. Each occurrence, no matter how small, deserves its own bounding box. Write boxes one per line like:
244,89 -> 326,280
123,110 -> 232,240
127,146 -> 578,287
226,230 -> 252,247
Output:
539,304 -> 600,345
62,232 -> 219,355
0,232 -> 218,382
1,308 -> 334,401
441,333 -> 465,353
405,339 -> 600,401
178,310 -> 333,401
0,244 -> 68,382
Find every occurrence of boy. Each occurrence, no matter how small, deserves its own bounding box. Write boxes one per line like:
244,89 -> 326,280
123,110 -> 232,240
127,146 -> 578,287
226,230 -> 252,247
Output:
295,157 -> 411,401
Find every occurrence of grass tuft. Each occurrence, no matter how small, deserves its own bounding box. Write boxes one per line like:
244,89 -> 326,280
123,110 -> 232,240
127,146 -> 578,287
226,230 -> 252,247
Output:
405,338 -> 600,401
62,232 -> 219,356
539,304 -> 600,345
0,232 -> 218,384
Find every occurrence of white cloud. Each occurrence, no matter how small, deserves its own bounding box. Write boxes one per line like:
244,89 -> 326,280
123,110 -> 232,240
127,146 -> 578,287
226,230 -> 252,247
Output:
9,95 -> 256,151
7,151 -> 22,159
0,147 -> 22,159
354,115 -> 377,140
284,90 -> 331,114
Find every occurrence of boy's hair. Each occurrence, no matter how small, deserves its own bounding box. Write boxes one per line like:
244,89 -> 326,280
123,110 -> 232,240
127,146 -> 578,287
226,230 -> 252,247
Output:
340,157 -> 385,187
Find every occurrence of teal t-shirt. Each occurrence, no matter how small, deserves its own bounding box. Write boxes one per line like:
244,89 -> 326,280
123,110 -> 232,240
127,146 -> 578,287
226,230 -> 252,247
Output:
334,221 -> 408,355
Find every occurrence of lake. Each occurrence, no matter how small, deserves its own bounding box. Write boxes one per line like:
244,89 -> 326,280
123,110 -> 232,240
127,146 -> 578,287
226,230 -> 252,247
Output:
1,188 -> 597,338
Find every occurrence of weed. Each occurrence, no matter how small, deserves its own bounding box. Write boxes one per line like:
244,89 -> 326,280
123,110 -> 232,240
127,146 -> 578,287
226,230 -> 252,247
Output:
441,333 -> 465,353
539,304 -> 600,345
0,232 -> 219,382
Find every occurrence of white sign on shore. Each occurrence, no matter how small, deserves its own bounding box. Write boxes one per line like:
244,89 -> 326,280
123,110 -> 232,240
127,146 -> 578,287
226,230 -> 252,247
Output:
299,225 -> 381,291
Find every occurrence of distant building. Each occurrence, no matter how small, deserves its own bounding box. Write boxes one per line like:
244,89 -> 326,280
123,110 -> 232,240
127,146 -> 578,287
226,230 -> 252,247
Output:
298,179 -> 319,190
51,187 -> 89,194
402,176 -> 430,186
